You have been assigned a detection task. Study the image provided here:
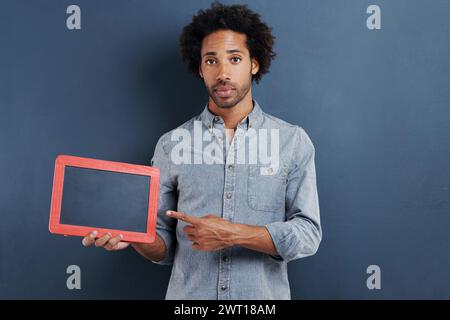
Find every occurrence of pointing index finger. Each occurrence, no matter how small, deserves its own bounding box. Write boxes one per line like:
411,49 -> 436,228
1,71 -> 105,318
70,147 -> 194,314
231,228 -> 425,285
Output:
166,211 -> 198,225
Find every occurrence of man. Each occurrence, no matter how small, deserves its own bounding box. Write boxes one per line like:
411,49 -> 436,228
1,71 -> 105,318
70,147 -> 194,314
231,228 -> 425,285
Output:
82,1 -> 321,300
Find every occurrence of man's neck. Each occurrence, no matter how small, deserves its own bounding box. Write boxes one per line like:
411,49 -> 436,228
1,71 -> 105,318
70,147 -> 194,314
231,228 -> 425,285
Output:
208,93 -> 254,129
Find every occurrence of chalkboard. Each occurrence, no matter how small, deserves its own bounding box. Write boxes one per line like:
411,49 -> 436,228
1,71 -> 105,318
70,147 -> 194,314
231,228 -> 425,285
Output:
60,166 -> 150,232
49,155 -> 159,243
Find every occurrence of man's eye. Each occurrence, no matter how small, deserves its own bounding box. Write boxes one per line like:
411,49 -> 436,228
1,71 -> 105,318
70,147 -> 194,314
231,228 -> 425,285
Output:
205,59 -> 216,65
231,57 -> 242,63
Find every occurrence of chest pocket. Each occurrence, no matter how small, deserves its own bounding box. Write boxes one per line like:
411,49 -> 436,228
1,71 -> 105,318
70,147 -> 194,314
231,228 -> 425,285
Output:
247,163 -> 288,212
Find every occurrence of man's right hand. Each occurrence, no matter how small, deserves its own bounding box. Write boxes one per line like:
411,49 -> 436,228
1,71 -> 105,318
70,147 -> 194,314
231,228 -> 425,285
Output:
82,231 -> 131,251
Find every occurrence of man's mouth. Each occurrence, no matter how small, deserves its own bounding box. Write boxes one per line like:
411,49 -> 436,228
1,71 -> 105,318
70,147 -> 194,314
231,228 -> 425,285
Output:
214,85 -> 235,98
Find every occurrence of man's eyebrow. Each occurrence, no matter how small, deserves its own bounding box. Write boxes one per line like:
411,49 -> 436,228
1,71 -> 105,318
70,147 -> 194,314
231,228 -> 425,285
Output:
202,49 -> 245,57
226,49 -> 244,54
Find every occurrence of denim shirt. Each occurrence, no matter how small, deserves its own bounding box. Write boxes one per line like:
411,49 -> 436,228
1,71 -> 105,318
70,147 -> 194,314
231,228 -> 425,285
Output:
150,100 -> 321,300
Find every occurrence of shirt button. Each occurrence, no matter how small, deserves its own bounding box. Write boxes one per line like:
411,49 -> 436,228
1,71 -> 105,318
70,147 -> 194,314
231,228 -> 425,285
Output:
222,256 -> 230,262
227,164 -> 234,170
225,192 -> 232,199
221,285 -> 228,291
214,116 -> 220,122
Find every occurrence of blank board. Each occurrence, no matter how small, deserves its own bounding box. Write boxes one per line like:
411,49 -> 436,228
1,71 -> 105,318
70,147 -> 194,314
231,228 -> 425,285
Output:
49,155 -> 159,243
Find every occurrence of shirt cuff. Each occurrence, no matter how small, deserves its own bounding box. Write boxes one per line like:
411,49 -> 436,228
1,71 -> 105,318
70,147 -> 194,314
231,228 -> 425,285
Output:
265,221 -> 294,262
150,228 -> 176,266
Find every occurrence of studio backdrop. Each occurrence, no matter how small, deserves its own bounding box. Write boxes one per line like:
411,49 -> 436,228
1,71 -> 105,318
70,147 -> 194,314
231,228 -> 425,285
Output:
0,0 -> 449,299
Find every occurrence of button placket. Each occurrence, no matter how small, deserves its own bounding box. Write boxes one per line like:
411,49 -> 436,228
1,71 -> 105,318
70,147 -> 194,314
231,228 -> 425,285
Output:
218,137 -> 237,300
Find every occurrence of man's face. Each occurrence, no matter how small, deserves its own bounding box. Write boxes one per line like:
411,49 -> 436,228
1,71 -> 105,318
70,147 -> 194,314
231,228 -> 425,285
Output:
199,30 -> 259,109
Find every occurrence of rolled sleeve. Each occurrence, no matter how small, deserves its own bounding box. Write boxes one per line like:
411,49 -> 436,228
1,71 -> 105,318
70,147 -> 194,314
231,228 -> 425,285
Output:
266,127 -> 322,263
153,228 -> 176,266
149,133 -> 178,266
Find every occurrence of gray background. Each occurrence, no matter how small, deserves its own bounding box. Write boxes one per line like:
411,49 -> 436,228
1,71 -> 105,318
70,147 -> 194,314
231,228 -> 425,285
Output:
0,0 -> 449,299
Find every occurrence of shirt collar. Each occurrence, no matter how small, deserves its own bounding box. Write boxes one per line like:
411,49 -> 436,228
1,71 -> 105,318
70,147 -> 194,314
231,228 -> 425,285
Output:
199,99 -> 264,131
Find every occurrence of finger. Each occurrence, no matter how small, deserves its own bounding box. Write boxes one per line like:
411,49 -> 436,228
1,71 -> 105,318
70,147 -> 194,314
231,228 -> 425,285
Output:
192,243 -> 204,251
166,210 -> 198,225
94,232 -> 112,247
183,225 -> 196,235
112,241 -> 131,251
82,231 -> 98,247
104,234 -> 123,251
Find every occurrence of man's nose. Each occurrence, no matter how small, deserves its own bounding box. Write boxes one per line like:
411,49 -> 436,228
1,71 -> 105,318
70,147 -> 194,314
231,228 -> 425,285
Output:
216,62 -> 231,82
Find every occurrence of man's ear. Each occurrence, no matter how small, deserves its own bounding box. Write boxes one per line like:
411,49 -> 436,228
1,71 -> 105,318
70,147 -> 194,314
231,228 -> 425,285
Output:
199,65 -> 203,79
251,58 -> 260,76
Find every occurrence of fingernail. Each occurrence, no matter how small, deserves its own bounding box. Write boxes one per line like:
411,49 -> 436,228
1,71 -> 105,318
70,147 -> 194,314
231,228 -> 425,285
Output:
166,211 -> 172,216
119,234 -> 123,239
92,231 -> 98,236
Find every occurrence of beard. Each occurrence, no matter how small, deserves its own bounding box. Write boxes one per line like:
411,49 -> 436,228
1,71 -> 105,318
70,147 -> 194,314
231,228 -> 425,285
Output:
206,78 -> 251,109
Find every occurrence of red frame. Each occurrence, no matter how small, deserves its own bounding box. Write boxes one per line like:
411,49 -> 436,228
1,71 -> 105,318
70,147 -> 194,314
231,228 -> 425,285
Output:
49,154 -> 160,244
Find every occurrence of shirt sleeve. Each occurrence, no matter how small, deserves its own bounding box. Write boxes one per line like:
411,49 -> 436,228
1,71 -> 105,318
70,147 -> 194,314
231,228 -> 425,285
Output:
265,126 -> 322,263
149,133 -> 178,266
